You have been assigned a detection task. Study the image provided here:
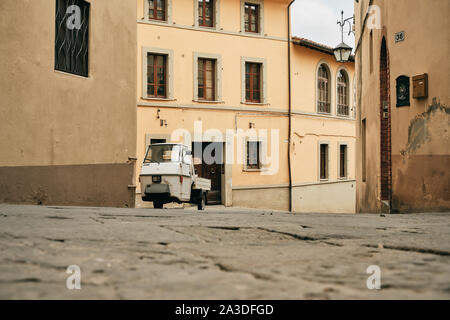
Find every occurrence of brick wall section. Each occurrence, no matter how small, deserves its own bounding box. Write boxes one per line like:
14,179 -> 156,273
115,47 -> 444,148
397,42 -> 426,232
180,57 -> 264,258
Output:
379,38 -> 392,201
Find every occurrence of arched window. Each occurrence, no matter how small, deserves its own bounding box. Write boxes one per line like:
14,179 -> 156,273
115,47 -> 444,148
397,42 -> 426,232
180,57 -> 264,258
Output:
337,69 -> 349,116
317,64 -> 331,113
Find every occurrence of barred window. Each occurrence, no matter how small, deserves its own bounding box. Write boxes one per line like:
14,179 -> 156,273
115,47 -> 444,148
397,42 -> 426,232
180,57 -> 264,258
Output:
337,70 -> 350,116
317,64 -> 330,113
198,0 -> 214,27
55,0 -> 90,77
147,53 -> 167,98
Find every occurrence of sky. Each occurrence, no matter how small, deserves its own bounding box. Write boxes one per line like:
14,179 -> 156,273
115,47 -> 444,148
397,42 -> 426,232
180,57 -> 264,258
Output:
291,0 -> 355,49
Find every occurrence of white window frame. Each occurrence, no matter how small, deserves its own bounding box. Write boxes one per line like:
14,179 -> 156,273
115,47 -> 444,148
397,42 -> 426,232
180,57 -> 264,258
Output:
241,56 -> 268,105
243,138 -> 265,172
338,142 -> 349,180
193,52 -> 223,102
194,0 -> 221,30
144,0 -> 173,24
336,66 -> 351,117
315,60 -> 333,114
240,0 -> 264,35
142,47 -> 174,100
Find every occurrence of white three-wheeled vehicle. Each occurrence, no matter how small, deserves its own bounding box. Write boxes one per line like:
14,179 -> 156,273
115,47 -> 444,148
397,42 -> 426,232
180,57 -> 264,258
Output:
139,143 -> 211,210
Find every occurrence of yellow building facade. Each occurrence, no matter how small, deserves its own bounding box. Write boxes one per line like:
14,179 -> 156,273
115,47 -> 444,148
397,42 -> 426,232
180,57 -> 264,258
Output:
136,0 -> 356,213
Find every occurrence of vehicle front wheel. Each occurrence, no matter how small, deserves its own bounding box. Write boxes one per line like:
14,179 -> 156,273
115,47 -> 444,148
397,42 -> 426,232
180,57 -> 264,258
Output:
197,193 -> 206,211
153,201 -> 164,209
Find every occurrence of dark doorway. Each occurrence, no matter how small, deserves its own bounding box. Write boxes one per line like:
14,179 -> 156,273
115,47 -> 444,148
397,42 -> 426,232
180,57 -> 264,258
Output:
380,37 -> 391,201
192,142 -> 223,204
150,139 -> 166,144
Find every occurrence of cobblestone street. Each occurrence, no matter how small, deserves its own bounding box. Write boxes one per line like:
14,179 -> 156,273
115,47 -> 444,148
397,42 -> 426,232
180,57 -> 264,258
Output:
0,204 -> 449,299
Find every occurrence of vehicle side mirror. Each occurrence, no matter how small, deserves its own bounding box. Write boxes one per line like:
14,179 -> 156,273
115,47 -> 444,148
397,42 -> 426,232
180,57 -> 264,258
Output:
183,154 -> 192,165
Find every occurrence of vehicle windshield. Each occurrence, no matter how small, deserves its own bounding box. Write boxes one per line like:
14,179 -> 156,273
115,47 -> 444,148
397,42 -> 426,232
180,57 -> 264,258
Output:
144,145 -> 181,163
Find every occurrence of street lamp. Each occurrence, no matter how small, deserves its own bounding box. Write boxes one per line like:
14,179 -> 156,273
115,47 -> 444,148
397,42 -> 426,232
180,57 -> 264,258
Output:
334,42 -> 353,63
333,11 -> 354,63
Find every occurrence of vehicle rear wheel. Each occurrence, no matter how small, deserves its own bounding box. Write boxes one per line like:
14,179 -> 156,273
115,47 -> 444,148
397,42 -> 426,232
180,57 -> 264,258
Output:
153,201 -> 164,209
197,193 -> 206,211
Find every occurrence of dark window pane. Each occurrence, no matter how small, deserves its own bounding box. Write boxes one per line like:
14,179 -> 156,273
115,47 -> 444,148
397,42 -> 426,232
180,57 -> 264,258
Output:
199,0 -> 214,27
245,3 -> 259,32
197,58 -> 215,100
253,90 -> 260,101
149,0 -> 166,21
247,141 -> 260,169
147,53 -> 166,98
245,62 -> 261,103
320,144 -> 328,179
340,145 -> 347,178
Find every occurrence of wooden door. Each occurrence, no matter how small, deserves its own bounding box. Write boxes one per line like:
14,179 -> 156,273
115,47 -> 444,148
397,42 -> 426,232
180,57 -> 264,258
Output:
192,142 -> 222,204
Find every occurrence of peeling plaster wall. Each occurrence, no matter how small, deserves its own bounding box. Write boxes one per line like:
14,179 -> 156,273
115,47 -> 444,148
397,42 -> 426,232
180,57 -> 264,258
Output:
393,100 -> 450,212
355,0 -> 450,213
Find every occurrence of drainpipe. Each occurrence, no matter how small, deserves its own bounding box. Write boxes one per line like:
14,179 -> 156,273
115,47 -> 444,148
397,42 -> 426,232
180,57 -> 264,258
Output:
287,0 -> 295,212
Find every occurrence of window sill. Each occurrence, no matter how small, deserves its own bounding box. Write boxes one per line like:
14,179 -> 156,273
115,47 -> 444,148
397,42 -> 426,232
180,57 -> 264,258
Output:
242,31 -> 263,36
141,97 -> 177,102
197,25 -> 217,30
319,179 -> 329,182
317,111 -> 332,115
336,114 -> 350,118
243,168 -> 263,172
339,177 -> 348,180
193,100 -> 225,104
54,70 -> 90,79
241,102 -> 269,106
146,18 -> 168,24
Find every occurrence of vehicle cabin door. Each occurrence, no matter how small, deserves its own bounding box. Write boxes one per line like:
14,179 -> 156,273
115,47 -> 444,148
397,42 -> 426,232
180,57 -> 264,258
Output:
180,147 -> 193,201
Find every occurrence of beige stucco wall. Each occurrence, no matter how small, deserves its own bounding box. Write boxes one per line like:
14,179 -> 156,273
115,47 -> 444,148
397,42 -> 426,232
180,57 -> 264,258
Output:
0,0 -> 137,207
136,0 -> 356,213
355,0 -> 450,212
293,180 -> 356,214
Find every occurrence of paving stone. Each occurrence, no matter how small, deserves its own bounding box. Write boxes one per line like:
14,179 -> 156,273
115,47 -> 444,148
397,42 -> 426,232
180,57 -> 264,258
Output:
0,204 -> 449,299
